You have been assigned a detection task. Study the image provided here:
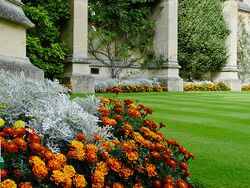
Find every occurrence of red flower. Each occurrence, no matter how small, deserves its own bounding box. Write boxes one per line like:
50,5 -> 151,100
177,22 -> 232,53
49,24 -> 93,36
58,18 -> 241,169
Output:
0,169 -> 8,180
167,159 -> 177,169
176,179 -> 188,188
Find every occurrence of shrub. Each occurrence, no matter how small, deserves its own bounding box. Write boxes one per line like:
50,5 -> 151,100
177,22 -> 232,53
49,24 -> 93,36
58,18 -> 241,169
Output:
95,78 -> 166,93
184,81 -> 230,91
178,0 -> 229,80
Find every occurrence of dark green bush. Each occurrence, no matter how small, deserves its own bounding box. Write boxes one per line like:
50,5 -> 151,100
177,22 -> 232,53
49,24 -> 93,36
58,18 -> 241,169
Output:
178,0 -> 230,80
23,0 -> 70,80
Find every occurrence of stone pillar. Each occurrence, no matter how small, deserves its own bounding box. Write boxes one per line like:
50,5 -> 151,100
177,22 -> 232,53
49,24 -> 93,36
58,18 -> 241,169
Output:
153,0 -> 183,91
0,0 -> 44,79
63,0 -> 94,93
212,0 -> 241,91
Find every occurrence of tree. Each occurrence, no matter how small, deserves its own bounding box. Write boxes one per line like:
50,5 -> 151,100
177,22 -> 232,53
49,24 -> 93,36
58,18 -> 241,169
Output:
178,0 -> 230,80
23,0 -> 70,80
237,16 -> 250,82
88,0 -> 159,78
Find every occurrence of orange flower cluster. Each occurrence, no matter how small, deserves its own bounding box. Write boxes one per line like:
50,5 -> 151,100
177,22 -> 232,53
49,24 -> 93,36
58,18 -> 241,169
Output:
92,162 -> 109,188
0,179 -> 17,188
184,82 -> 230,91
242,85 -> 250,91
96,85 -> 166,93
100,116 -> 117,126
29,156 -> 48,179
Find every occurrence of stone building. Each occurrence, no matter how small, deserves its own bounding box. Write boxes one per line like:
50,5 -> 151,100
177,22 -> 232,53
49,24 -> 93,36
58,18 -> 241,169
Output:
0,0 -> 43,79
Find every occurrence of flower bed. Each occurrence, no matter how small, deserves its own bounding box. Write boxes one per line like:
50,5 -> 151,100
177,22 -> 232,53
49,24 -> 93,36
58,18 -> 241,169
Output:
95,79 -> 166,93
184,81 -> 230,91
242,84 -> 250,91
0,72 -> 194,187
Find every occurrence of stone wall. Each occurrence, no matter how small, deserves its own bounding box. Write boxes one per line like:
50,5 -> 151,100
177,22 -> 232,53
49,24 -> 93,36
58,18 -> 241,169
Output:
0,0 -> 43,79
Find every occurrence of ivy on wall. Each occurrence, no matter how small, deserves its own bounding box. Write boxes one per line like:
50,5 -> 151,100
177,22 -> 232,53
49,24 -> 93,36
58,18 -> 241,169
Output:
178,0 -> 230,80
88,0 -> 160,78
23,0 -> 70,80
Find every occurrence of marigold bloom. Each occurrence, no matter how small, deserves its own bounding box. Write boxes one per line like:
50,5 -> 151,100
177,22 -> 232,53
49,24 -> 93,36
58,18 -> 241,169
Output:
126,151 -> 138,161
48,159 -> 62,170
126,108 -> 141,118
115,108 -> 123,113
13,120 -> 25,128
0,169 -> 8,180
68,148 -> 85,161
146,164 -> 157,177
0,179 -> 17,188
32,164 -> 48,179
85,144 -> 99,163
54,153 -> 67,166
100,98 -> 110,104
62,165 -> 76,178
133,182 -> 144,188
124,98 -> 133,104
114,114 -> 122,121
150,151 -> 161,160
73,174 -> 87,188
99,106 -> 110,115
121,167 -> 134,179
18,182 -> 32,188
50,170 -> 65,185
179,162 -> 188,170
107,158 -> 122,172
44,150 -> 54,160
13,138 -> 27,151
76,133 -> 87,142
93,134 -> 102,141
155,143 -> 165,152
167,159 -> 177,169
122,123 -> 133,132
96,162 -> 110,174
113,182 -> 125,188
4,142 -> 18,153
176,179 -> 188,188
70,140 -> 84,149
101,116 -> 117,126
144,107 -> 153,114
27,134 -> 41,143
0,118 -> 5,127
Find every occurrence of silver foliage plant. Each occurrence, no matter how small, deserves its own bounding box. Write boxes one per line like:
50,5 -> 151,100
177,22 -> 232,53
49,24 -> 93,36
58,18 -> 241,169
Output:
0,71 -> 113,152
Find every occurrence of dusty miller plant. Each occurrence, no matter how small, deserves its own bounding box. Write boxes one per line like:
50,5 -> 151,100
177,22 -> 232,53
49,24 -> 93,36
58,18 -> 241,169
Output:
0,71 -> 113,152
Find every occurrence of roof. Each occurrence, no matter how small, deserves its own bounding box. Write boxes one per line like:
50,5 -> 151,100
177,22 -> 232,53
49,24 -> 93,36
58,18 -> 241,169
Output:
0,0 -> 34,28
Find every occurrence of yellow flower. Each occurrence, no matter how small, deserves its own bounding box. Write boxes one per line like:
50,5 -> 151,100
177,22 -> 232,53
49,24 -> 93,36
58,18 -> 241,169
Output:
73,174 -> 87,188
63,165 -> 76,178
0,118 -> 5,127
0,179 -> 17,188
13,120 -> 25,128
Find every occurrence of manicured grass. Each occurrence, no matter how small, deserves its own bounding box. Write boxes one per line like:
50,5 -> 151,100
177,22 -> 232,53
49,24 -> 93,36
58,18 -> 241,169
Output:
72,92 -> 250,188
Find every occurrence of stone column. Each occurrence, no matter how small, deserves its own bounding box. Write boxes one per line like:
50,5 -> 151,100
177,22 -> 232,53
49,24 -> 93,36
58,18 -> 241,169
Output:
152,0 -> 183,91
0,0 -> 44,79
63,0 -> 94,93
212,0 -> 241,91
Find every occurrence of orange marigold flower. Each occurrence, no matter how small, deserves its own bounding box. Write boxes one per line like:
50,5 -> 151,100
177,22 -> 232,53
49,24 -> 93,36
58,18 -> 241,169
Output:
113,182 -> 124,188
100,98 -> 110,104
107,158 -> 122,172
114,114 -> 122,121
32,164 -> 48,179
144,140 -> 154,149
99,106 -> 110,115
129,103 -> 138,109
124,98 -> 133,105
163,183 -> 175,188
27,134 -> 41,143
163,176 -> 174,184
68,148 -> 85,161
50,170 -> 65,185
4,142 -> 18,153
64,177 -> 73,188
167,159 -> 177,169
73,174 -> 87,188
70,140 -> 84,149
114,101 -> 123,107
146,164 -> 157,177
13,138 -> 27,151
96,162 -> 110,174
85,143 -> 98,152
93,134 -> 102,141
144,107 -> 153,115
133,182 -> 144,188
54,153 -> 67,166
18,182 -> 32,188
121,167 -> 134,179
0,169 -> 8,180
101,116 -> 117,126
132,132 -> 145,145
44,150 -> 54,160
115,108 -> 123,113
62,165 -> 76,178
176,179 -> 188,188
29,143 -> 44,153
179,162 -> 188,170
166,139 -> 176,145
150,151 -> 161,160
0,179 -> 17,188
155,143 -> 165,152
76,133 -> 87,142
122,123 -> 133,132
48,159 -> 62,170
126,108 -> 141,118
126,151 -> 138,161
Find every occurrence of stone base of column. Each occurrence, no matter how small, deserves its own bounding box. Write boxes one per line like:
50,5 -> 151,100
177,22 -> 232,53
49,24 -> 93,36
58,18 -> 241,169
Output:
149,63 -> 183,92
0,55 -> 44,79
212,68 -> 242,91
64,59 -> 95,93
64,74 -> 95,93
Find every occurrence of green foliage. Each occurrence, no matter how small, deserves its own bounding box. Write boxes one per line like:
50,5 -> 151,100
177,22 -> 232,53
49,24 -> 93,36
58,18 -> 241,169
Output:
237,16 -> 250,82
23,0 -> 70,80
88,0 -> 159,78
178,0 -> 230,80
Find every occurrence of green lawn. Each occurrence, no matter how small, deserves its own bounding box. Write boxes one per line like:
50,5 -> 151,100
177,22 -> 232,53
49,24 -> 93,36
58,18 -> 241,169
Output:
72,92 -> 250,188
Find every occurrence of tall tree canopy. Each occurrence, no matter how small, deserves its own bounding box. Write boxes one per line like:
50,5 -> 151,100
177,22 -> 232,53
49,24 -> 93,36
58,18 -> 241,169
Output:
23,0 -> 70,80
178,0 -> 230,80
